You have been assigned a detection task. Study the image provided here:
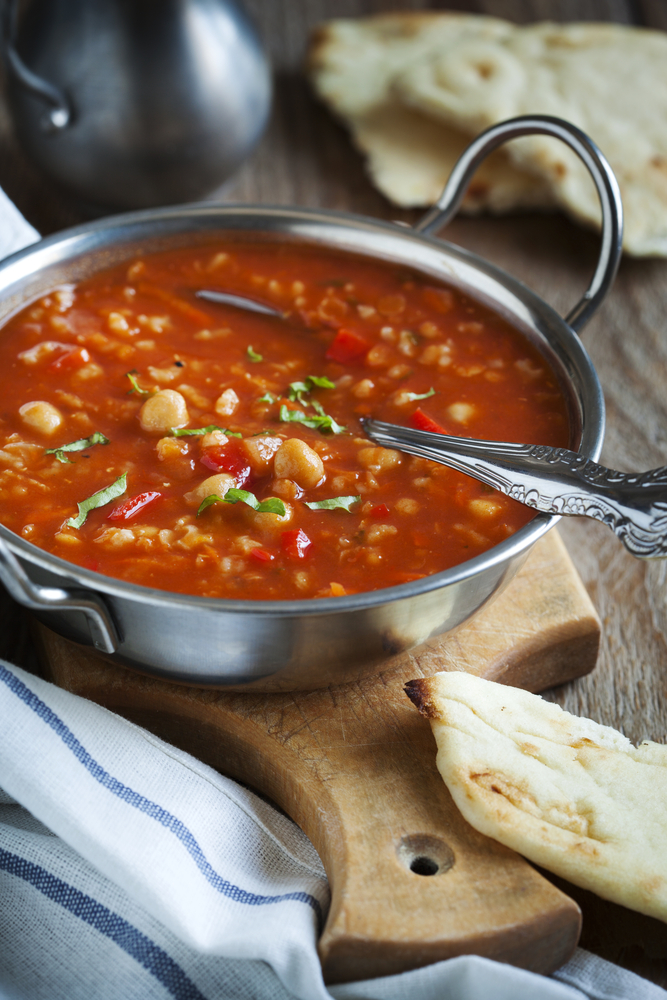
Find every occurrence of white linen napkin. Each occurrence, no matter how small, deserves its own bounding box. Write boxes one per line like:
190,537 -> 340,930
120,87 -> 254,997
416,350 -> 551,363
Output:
0,196 -> 665,1000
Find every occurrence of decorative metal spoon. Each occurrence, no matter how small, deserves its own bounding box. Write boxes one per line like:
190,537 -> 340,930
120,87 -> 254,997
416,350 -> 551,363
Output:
362,418 -> 667,559
195,289 -> 284,318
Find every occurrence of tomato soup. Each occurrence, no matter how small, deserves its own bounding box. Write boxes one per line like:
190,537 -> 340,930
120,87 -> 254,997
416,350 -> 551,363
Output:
0,242 -> 569,600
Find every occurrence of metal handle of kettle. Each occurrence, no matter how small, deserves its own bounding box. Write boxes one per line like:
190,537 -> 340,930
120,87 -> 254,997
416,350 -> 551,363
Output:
2,0 -> 71,130
414,115 -> 623,334
0,534 -> 119,653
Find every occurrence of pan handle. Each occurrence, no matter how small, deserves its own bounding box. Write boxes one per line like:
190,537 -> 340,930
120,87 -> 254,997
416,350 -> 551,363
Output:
0,535 -> 119,654
413,115 -> 623,334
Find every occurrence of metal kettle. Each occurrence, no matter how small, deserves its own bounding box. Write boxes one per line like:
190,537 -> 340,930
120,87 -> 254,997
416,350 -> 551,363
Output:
2,0 -> 272,210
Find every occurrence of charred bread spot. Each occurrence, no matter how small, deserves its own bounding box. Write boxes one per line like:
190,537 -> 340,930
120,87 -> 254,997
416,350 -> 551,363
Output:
404,678 -> 439,718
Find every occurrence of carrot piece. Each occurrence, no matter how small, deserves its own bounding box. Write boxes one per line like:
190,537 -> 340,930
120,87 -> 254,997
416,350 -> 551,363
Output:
251,547 -> 275,563
48,346 -> 91,373
136,282 -> 211,325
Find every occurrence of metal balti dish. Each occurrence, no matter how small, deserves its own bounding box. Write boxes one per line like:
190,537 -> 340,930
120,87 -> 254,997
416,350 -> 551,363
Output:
0,117 -> 621,690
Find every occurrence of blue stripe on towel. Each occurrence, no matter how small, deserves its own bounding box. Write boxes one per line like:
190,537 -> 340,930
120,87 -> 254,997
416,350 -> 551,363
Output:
0,665 -> 322,922
0,848 -> 207,1000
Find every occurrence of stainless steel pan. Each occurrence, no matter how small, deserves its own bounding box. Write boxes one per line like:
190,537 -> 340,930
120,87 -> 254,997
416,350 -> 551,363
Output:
0,117 -> 622,689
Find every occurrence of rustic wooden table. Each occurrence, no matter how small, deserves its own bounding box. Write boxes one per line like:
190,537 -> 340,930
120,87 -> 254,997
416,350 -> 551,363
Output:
2,0 -> 667,988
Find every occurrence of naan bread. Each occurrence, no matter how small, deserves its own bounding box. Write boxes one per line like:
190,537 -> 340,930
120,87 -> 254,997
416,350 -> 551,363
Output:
309,14 -> 667,255
406,671 -> 667,921
308,14 -> 554,213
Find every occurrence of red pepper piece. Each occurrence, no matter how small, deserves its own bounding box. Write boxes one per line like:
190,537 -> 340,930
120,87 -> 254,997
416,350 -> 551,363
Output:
48,346 -> 91,373
410,408 -> 446,435
325,328 -> 370,364
369,503 -> 390,519
108,491 -> 162,522
200,440 -> 252,487
250,547 -> 275,563
281,528 -> 312,560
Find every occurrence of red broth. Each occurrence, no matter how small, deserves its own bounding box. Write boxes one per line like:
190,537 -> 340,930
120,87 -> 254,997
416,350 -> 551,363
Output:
0,242 -> 569,600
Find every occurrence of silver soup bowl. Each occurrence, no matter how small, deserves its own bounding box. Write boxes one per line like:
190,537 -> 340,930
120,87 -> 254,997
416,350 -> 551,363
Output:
0,117 -> 621,690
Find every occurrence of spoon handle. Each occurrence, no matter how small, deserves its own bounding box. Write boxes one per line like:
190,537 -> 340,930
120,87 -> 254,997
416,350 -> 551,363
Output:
363,418 -> 667,559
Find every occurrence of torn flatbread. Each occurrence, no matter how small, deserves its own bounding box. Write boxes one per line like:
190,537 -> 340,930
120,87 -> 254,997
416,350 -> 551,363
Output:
310,14 -> 667,255
308,13 -> 554,213
406,670 -> 667,921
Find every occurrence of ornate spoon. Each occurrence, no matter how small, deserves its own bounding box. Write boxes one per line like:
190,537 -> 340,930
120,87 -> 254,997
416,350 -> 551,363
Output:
362,418 -> 667,559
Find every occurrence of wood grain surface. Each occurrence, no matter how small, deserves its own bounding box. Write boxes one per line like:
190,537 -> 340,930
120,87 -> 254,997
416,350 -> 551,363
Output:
39,531 -> 596,983
2,0 -> 667,987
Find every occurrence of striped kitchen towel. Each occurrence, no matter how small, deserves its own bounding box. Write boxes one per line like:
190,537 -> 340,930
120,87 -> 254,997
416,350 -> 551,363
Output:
0,660 -> 665,1000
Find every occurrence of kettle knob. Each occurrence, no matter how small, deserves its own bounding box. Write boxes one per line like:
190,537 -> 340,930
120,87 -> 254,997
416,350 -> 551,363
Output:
4,0 -> 272,210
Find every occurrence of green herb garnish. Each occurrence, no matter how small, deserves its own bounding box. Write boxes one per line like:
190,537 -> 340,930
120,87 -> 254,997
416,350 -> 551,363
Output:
404,388 -> 436,402
279,404 -> 345,435
257,392 -> 278,404
66,473 -> 127,529
45,432 -> 109,464
304,495 -> 360,512
287,375 -> 336,404
247,345 -> 263,362
169,425 -> 243,438
306,375 -> 336,389
126,371 -> 157,395
197,489 -> 286,517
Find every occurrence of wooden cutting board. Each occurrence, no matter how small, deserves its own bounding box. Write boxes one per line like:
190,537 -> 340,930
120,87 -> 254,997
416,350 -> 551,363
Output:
39,529 -> 599,984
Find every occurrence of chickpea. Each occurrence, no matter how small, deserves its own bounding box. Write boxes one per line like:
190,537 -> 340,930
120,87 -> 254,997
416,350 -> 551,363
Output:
274,438 -> 324,489
242,434 -> 282,474
155,437 -> 188,461
200,429 -> 228,450
139,390 -> 188,433
248,500 -> 293,533
270,478 -> 303,501
366,343 -> 391,367
447,402 -> 476,424
357,446 -> 401,473
184,473 -> 236,507
469,498 -> 503,519
366,523 -> 398,544
19,400 -> 63,436
215,388 -> 239,417
352,378 -> 375,399
395,498 -> 420,515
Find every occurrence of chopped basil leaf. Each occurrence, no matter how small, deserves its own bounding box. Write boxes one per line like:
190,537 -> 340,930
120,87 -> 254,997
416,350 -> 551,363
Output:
66,473 -> 127,529
304,495 -> 360,511
404,388 -> 436,402
287,375 -> 335,404
287,381 -> 310,403
126,371 -> 156,395
279,404 -> 345,435
197,489 -> 286,517
257,392 -> 278,404
45,432 -> 109,464
307,374 -> 335,389
169,425 -> 243,438
247,345 -> 263,362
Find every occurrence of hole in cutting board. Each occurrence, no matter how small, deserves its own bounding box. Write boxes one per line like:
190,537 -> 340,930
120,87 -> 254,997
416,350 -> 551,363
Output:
397,834 -> 455,877
410,855 -> 439,876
